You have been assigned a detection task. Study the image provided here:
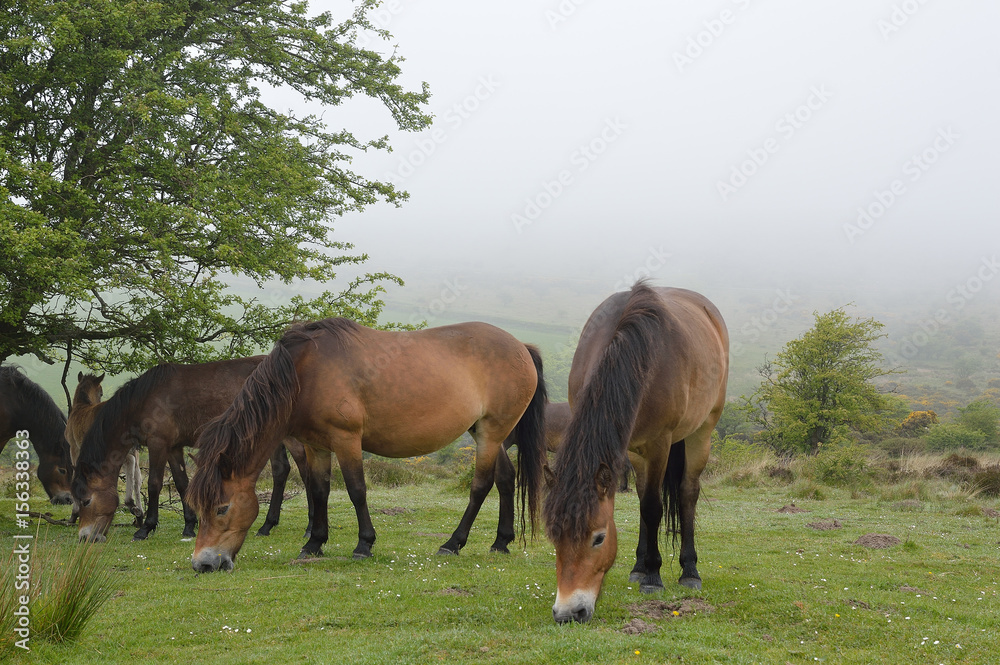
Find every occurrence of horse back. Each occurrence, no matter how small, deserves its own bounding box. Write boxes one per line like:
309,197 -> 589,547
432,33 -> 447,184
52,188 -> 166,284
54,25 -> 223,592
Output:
288,322 -> 537,455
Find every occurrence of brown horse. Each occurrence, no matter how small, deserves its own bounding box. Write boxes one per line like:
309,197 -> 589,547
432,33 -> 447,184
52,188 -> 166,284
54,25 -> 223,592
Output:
0,365 -> 73,504
187,318 -> 547,573
66,372 -> 144,525
544,282 -> 728,623
72,357 -> 314,542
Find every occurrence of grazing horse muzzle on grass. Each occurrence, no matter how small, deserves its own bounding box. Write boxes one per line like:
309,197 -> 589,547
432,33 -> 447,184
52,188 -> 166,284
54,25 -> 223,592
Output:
544,282 -> 729,624
190,476 -> 259,573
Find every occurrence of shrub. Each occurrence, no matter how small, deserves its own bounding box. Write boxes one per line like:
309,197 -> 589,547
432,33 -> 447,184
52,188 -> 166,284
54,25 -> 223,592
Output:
922,423 -> 988,451
971,465 -> 1000,497
878,436 -> 928,457
809,443 -> 872,487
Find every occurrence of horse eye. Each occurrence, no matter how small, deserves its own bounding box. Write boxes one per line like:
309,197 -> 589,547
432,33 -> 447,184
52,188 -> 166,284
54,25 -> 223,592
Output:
58,468 -> 67,475
217,505 -> 230,516
81,498 -> 92,507
592,532 -> 606,548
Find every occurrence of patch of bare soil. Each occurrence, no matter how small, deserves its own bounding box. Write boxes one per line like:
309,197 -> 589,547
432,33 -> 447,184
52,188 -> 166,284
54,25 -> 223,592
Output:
807,519 -> 842,530
845,599 -> 871,610
621,618 -> 659,634
375,506 -> 410,516
628,598 -> 715,619
899,585 -> 929,594
982,507 -> 1000,519
256,491 -> 295,503
854,533 -> 901,549
777,503 -> 809,513
440,586 -> 472,597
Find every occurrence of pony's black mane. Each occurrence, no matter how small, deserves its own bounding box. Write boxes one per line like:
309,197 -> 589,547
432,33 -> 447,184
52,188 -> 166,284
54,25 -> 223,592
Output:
543,282 -> 668,542
188,318 -> 361,513
75,364 -> 178,480
0,365 -> 68,454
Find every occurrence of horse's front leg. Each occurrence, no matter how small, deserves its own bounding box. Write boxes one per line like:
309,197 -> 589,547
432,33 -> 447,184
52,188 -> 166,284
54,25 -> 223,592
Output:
638,451 -> 668,594
299,446 -> 333,558
257,444 -> 291,537
167,447 -> 197,538
134,446 -> 167,541
439,431 -> 500,555
332,443 -> 376,559
122,450 -> 144,527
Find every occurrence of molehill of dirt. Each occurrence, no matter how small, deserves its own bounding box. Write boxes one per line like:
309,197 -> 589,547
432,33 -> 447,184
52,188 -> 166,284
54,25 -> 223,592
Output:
854,533 -> 901,549
777,503 -> 809,514
807,519 -> 842,530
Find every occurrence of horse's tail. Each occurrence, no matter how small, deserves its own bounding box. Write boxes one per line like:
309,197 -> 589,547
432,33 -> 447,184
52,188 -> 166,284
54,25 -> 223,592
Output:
508,344 -> 548,540
187,340 -> 300,515
663,438 -> 685,545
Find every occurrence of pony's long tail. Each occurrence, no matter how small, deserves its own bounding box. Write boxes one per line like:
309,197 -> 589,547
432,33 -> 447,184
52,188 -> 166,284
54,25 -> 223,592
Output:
508,344 -> 547,540
187,340 -> 300,515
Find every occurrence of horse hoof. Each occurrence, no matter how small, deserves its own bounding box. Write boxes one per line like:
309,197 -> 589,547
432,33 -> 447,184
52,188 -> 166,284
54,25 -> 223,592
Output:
639,583 -> 665,594
679,577 -> 702,590
351,551 -> 371,560
436,547 -> 458,556
489,543 -> 511,554
628,571 -> 644,583
298,549 -> 323,559
132,532 -> 148,542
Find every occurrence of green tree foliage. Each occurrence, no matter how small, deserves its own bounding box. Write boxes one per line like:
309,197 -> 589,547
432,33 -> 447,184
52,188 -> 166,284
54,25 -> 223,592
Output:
743,308 -> 900,454
0,0 -> 431,376
955,399 -> 1000,442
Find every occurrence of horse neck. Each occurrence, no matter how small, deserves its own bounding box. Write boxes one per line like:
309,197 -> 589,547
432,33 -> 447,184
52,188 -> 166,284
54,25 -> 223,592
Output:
11,396 -> 68,461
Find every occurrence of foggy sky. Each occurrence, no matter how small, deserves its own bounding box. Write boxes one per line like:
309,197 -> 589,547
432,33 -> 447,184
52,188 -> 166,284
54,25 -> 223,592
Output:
274,0 -> 999,299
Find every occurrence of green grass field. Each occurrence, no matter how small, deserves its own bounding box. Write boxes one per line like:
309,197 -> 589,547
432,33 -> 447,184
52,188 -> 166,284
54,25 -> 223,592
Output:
2,458 -> 999,664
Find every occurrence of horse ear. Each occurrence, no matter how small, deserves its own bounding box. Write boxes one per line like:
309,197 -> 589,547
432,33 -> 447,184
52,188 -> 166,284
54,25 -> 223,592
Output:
595,463 -> 615,499
97,373 -> 105,382
78,371 -> 83,382
543,464 -> 556,489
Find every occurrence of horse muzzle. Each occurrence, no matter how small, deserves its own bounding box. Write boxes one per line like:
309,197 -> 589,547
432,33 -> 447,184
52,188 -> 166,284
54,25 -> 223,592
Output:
50,491 -> 73,505
552,589 -> 597,624
192,549 -> 234,573
77,523 -> 107,543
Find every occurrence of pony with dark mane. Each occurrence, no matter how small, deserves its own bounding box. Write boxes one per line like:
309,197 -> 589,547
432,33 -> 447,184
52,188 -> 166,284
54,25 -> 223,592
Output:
66,372 -> 144,524
187,318 -> 547,573
72,357 -> 314,542
544,282 -> 728,624
0,365 -> 73,504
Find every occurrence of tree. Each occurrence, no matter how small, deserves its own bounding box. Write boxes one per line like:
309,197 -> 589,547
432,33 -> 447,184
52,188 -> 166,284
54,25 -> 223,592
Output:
743,308 -> 900,454
0,0 -> 431,392
955,399 -> 1000,443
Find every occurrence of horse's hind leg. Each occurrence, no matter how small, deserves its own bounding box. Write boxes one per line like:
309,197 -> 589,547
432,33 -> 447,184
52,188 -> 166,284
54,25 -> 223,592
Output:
257,444 -> 291,537
438,428 -> 502,555
489,445 -> 515,554
677,428 -> 712,590
123,450 -> 145,527
300,446 -> 336,558
167,448 -> 197,538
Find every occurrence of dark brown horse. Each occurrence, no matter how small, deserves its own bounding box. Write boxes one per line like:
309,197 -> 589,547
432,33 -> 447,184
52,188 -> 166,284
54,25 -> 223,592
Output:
187,318 -> 547,573
72,357 -> 314,542
0,366 -> 73,504
544,283 -> 728,623
66,372 -> 144,524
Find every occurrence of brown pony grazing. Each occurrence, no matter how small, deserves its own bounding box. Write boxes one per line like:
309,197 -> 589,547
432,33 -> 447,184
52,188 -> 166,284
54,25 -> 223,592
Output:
187,318 -> 547,573
72,357 -> 315,542
0,366 -> 74,505
544,282 -> 728,624
66,372 -> 144,525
